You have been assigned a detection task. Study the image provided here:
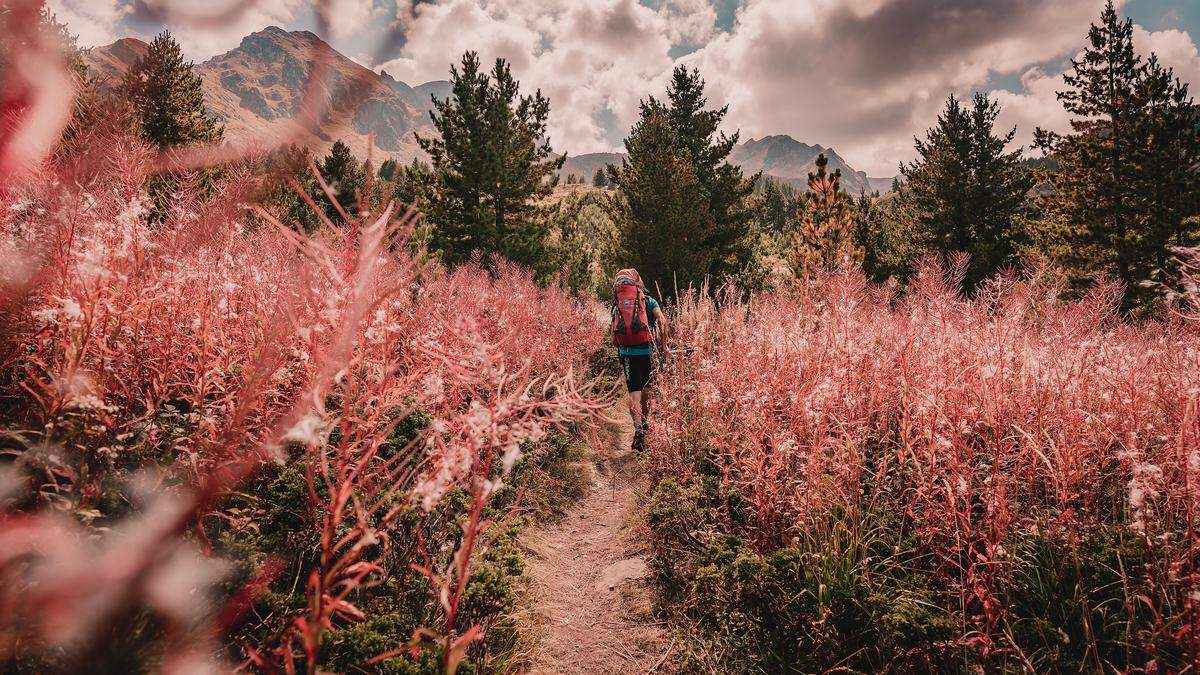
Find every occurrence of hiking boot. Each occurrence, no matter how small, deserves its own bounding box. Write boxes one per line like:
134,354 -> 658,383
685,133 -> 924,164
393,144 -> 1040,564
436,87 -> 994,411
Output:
632,428 -> 645,451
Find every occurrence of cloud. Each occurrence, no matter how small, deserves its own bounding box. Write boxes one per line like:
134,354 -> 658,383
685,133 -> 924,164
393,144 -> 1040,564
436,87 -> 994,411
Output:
376,0 -> 679,154
46,0 -> 129,47
649,0 -> 720,49
684,0 -> 1128,174
991,67 -> 1073,153
49,0 -> 1200,176
325,0 -> 388,39
376,0 -> 1143,174
109,0 -> 304,58
1136,25 -> 1200,86
990,24 -> 1200,161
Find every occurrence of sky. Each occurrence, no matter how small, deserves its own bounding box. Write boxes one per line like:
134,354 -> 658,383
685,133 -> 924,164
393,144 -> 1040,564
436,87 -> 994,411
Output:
48,0 -> 1200,176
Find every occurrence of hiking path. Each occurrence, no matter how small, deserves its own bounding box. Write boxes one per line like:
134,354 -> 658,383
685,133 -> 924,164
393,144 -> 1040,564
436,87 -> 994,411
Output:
518,401 -> 671,674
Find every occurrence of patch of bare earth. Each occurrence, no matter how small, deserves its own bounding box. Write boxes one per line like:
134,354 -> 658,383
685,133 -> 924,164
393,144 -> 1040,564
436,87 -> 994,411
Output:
519,401 -> 671,674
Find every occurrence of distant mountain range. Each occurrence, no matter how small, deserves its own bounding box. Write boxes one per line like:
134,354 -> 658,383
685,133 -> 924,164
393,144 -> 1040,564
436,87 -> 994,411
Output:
559,140 -> 895,195
85,27 -> 895,192
85,26 -> 445,163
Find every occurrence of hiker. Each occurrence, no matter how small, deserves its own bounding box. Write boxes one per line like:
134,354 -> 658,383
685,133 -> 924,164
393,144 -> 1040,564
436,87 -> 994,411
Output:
610,269 -> 667,449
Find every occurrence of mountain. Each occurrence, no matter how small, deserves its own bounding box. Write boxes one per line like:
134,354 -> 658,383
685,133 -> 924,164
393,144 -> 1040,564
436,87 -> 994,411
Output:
557,152 -> 625,183
84,27 -> 447,163
558,138 -> 896,195
85,29 -> 896,194
731,135 -> 884,195
867,176 -> 899,194
380,71 -> 451,119
84,37 -> 148,84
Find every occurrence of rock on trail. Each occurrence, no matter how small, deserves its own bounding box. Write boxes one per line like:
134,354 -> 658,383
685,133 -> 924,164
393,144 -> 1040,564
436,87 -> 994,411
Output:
519,402 -> 670,674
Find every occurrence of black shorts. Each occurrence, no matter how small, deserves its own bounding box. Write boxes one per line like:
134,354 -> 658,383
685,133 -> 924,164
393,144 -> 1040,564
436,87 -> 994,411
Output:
619,353 -> 655,392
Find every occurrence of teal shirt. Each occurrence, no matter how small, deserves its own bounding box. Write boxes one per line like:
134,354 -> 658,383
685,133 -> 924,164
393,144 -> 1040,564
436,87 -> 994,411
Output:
612,295 -> 659,356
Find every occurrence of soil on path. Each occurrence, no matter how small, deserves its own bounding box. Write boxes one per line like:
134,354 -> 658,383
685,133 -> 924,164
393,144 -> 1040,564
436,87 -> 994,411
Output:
520,402 -> 671,674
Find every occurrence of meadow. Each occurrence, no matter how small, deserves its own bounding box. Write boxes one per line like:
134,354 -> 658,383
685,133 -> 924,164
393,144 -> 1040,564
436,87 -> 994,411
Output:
0,129 -> 610,671
646,266 -> 1200,671
2,1 -> 1199,672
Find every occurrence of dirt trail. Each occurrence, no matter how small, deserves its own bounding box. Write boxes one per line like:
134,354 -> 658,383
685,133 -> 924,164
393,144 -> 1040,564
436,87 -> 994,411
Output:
520,401 -> 670,674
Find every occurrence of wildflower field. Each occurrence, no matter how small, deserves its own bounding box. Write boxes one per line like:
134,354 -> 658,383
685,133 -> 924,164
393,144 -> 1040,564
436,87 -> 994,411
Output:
4,1 -> 1200,671
646,266 -> 1200,671
0,129 -> 610,671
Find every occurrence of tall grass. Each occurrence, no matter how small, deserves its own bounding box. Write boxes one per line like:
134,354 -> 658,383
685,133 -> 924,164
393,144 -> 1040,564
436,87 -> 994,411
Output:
648,263 -> 1199,671
0,130 -> 608,672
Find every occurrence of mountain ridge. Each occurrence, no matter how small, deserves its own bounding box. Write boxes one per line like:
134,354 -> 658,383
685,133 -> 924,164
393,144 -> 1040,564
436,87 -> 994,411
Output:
85,27 -> 895,192
84,27 -> 447,163
559,141 -> 897,196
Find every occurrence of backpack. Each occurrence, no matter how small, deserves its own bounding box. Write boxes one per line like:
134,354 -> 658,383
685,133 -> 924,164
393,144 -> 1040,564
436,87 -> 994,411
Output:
612,270 -> 652,348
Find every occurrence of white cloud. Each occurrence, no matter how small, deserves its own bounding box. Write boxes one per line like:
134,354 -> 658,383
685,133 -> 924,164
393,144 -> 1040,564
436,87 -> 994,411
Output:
46,0 -> 128,47
991,24 -> 1200,162
992,67 -> 1073,154
48,0 -> 1200,176
685,0 -> 1121,174
160,0 -> 304,59
379,0 -> 1138,174
377,0 -> 678,154
1136,25 -> 1200,87
652,0 -> 719,48
326,0 -> 388,39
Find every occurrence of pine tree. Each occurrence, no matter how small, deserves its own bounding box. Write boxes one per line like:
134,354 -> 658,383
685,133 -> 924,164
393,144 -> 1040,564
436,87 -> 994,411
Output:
378,158 -> 399,182
392,158 -> 433,209
592,167 -> 608,188
607,66 -> 757,294
415,51 -> 564,269
258,143 -> 321,233
902,93 -> 1032,289
791,154 -> 862,280
319,140 -> 365,220
122,31 -> 222,148
759,178 -> 797,234
607,109 -> 714,295
1035,1 -> 1200,308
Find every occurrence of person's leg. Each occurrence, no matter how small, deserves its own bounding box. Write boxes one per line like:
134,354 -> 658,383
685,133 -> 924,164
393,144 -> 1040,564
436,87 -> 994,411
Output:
626,354 -> 651,449
622,354 -> 644,428
639,354 -> 657,432
628,389 -> 643,428
639,387 -> 650,429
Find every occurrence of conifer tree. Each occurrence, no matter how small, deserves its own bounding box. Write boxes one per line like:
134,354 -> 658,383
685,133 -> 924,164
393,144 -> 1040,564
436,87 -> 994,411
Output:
378,158 -> 399,182
416,51 -> 564,269
608,109 -> 714,294
759,179 -> 796,234
608,66 -> 757,294
902,92 -> 1032,289
319,140 -> 365,220
592,167 -> 608,188
1035,1 -> 1200,308
122,31 -> 222,148
259,143 -> 321,232
791,154 -> 862,280
391,158 -> 433,209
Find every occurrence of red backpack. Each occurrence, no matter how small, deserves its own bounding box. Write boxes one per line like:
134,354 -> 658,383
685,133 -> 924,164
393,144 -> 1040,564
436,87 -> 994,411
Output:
612,269 -> 652,348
